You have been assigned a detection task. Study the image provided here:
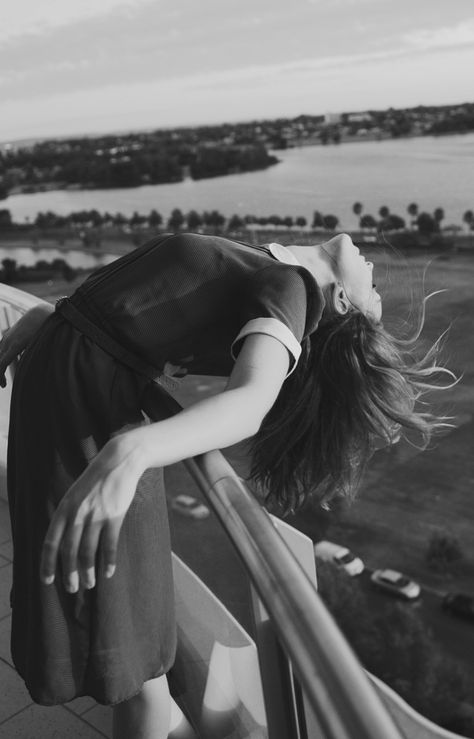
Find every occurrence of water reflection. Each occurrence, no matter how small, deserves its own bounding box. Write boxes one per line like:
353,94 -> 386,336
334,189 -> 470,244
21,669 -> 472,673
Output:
0,245 -> 117,270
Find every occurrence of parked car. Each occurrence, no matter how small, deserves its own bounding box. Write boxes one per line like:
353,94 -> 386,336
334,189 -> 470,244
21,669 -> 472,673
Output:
314,540 -> 364,576
370,569 -> 420,600
170,494 -> 210,520
442,592 -> 474,622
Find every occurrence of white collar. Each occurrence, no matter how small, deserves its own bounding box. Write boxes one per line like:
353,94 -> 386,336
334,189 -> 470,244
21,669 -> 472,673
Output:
267,242 -> 301,266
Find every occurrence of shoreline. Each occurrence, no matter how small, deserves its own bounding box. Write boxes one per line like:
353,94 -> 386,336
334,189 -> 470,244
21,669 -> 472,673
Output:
4,129 -> 474,199
4,133 -> 474,232
1,226 -> 473,253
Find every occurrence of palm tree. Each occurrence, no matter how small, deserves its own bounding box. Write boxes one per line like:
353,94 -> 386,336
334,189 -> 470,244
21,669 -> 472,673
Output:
312,210 -> 324,229
462,210 -> 473,230
360,214 -> 377,230
352,202 -> 363,230
228,214 -> 244,232
1,258 -> 17,283
268,215 -> 281,227
112,212 -> 128,227
416,212 -> 437,236
323,214 -> 339,231
0,208 -> 12,227
167,208 -> 185,231
295,216 -> 307,230
186,210 -> 202,231
205,209 -> 226,233
407,202 -> 418,229
378,205 -> 390,219
384,214 -> 406,231
148,209 -> 163,229
130,211 -> 146,228
433,207 -> 445,228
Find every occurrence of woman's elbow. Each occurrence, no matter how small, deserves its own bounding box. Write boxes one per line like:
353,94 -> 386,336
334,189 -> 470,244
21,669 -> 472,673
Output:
225,371 -> 283,438
230,406 -> 262,440
244,393 -> 276,437
246,413 -> 266,439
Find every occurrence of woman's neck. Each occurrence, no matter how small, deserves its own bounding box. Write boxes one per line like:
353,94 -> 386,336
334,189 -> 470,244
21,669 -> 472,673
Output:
286,244 -> 335,289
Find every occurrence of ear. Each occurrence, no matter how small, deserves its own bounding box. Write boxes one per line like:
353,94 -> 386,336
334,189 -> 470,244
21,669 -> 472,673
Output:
332,283 -> 350,315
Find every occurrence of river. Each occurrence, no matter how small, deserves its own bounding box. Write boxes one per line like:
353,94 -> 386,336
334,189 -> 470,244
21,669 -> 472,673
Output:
4,133 -> 474,229
0,246 -> 116,269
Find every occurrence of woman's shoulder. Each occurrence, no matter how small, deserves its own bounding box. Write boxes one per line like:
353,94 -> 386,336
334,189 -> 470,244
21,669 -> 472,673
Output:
162,232 -> 277,276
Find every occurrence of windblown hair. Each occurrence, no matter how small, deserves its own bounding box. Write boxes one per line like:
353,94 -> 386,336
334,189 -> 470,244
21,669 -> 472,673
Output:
249,305 -> 455,515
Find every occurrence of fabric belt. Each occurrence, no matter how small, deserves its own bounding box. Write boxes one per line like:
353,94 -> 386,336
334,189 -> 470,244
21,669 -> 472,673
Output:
55,297 -> 163,383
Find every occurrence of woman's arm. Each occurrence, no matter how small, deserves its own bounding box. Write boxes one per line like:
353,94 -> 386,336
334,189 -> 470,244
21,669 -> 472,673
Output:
0,303 -> 54,387
40,332 -> 291,593
138,331 -> 291,463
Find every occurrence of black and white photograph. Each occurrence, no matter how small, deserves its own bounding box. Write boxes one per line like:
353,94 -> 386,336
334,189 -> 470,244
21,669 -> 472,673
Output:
0,1 -> 473,737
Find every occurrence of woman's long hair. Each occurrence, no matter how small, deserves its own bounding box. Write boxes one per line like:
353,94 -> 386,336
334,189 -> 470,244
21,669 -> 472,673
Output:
249,304 -> 456,515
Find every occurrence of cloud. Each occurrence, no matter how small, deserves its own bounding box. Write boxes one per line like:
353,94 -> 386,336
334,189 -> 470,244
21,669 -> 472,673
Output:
2,1 -> 474,140
0,45 -> 401,103
3,39 -> 474,142
8,0 -> 458,108
0,32 -> 464,106
1,0 -> 153,43
403,18 -> 474,51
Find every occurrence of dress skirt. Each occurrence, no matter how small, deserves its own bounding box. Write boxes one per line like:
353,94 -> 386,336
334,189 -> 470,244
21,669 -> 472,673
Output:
7,312 -> 177,705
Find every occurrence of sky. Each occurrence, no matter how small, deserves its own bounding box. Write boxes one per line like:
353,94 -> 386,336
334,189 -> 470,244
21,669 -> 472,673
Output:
1,0 -> 474,142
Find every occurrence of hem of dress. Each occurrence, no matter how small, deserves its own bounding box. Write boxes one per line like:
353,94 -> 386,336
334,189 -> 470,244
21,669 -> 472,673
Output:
16,665 -> 173,707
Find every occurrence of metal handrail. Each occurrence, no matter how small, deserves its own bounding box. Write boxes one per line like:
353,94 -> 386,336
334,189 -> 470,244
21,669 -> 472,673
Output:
0,283 -> 403,739
147,388 -> 403,739
0,283 -> 48,312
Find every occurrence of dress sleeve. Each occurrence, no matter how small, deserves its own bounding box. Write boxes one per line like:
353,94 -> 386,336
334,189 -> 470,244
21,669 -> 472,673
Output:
231,264 -> 310,377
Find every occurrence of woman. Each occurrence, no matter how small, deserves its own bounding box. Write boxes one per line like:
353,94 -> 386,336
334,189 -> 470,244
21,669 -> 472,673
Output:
0,231 -> 451,738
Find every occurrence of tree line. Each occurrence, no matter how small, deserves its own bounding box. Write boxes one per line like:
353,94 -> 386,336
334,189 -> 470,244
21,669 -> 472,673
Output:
0,132 -> 278,198
350,201 -> 474,235
0,256 -> 78,285
0,206 -> 308,232
1,200 -> 474,237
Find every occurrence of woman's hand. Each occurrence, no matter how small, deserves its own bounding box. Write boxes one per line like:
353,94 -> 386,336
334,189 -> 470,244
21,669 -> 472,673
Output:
40,332 -> 290,593
40,433 -> 147,593
0,304 -> 53,387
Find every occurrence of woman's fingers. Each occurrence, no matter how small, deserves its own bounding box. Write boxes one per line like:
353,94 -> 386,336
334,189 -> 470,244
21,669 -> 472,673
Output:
59,523 -> 84,593
78,521 -> 102,589
38,439 -> 138,592
41,514 -> 123,591
101,518 -> 123,579
40,514 -> 67,585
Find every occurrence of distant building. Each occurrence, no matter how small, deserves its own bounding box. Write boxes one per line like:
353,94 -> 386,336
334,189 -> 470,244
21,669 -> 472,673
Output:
346,112 -> 372,124
324,112 -> 342,125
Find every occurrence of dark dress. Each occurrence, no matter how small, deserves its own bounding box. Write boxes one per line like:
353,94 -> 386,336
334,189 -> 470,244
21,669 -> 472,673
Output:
7,232 -> 324,706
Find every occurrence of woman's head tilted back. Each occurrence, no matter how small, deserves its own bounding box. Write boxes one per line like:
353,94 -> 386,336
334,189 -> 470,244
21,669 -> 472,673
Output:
250,234 -> 455,515
317,233 -> 382,322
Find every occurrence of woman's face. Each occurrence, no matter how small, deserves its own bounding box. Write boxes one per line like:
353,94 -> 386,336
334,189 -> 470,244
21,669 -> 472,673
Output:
321,234 -> 382,321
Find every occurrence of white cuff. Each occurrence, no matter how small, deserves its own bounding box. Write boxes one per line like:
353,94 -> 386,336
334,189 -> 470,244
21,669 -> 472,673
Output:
231,317 -> 302,377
